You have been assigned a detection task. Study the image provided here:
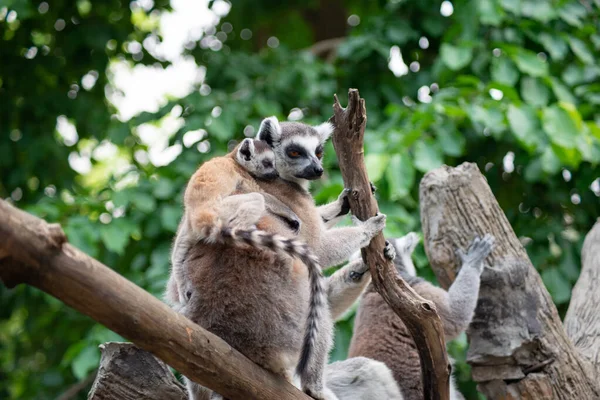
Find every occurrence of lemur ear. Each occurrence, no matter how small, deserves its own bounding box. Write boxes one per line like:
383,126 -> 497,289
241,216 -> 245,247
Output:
256,116 -> 282,147
238,138 -> 255,161
314,121 -> 334,142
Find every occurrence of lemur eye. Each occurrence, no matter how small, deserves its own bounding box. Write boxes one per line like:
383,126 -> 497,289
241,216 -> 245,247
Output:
316,151 -> 323,159
288,151 -> 300,158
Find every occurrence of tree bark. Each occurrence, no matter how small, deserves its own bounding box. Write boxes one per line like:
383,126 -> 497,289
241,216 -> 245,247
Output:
419,162 -> 600,399
88,342 -> 187,400
0,199 -> 311,400
564,219 -> 600,374
330,89 -> 450,400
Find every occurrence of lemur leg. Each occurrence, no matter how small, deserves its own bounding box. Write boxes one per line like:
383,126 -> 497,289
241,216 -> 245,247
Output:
327,241 -> 396,320
261,192 -> 301,233
215,192 -> 265,230
315,214 -> 386,267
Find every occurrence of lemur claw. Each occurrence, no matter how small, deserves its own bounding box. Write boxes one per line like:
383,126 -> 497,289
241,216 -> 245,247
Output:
384,240 -> 396,261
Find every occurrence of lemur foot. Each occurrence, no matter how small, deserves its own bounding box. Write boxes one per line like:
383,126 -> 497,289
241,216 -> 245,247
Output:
352,213 -> 387,247
456,234 -> 495,273
305,386 -> 340,400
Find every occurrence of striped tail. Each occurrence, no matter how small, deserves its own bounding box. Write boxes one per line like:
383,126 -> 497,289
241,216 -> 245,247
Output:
197,225 -> 327,381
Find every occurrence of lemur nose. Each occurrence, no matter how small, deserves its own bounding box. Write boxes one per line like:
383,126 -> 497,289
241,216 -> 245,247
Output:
314,166 -> 324,176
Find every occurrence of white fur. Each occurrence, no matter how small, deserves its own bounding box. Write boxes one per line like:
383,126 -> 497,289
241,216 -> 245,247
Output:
314,121 -> 334,142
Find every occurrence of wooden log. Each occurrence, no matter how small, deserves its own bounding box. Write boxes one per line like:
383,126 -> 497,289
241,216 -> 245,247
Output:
88,342 -> 187,400
330,88 -> 450,400
564,220 -> 600,374
419,162 -> 599,399
0,199 -> 311,400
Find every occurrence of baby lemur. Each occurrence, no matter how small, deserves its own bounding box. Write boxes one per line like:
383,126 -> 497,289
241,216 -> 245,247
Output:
170,119 -> 385,400
349,233 -> 495,400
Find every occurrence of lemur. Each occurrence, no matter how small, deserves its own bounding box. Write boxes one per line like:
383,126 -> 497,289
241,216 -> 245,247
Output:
348,233 -> 495,400
173,118 -> 386,400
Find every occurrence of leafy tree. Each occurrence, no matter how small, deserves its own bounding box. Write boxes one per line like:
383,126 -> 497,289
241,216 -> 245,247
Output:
1,0 -> 599,399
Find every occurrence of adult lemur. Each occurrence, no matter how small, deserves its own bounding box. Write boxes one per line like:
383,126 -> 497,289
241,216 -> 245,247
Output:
169,118 -> 385,400
349,233 -> 495,400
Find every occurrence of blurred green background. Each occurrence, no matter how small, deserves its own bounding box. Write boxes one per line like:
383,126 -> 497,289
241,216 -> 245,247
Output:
1,0 -> 599,398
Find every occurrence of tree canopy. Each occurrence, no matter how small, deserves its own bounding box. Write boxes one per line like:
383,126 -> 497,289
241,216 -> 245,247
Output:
1,0 -> 599,399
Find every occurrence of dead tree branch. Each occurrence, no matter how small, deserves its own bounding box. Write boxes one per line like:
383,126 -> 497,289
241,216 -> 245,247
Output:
419,163 -> 600,399
564,219 -> 600,375
0,199 -> 310,400
330,88 -> 450,400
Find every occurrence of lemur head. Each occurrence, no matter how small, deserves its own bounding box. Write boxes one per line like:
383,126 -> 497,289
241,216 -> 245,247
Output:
256,116 -> 333,189
235,138 -> 279,181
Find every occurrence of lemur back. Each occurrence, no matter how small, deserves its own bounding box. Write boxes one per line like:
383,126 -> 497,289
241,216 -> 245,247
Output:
349,233 -> 494,400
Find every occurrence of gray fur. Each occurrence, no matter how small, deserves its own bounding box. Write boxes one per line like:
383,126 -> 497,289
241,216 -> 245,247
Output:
235,138 -> 279,180
326,357 -> 404,400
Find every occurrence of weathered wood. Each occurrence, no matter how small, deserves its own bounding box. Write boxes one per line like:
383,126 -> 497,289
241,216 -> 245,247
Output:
330,88 -> 450,400
0,199 -> 311,400
419,162 -> 600,399
88,342 -> 187,400
564,220 -> 600,374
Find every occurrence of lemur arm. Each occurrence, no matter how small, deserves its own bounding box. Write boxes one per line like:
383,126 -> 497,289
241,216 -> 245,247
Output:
318,189 -> 350,229
326,241 -> 396,320
408,235 -> 494,341
315,214 -> 386,268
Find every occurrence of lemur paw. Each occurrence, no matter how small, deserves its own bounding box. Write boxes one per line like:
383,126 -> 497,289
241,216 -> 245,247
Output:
336,188 -> 352,217
352,213 -> 386,246
305,386 -> 339,400
369,181 -> 377,194
456,234 -> 495,272
384,240 -> 396,261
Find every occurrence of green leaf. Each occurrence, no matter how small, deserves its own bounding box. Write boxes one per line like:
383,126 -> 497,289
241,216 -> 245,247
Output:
537,33 -> 568,61
521,77 -> 549,107
130,192 -> 157,213
541,268 -> 572,305
153,178 -> 175,200
568,37 -> 594,64
549,77 -> 577,105
491,57 -> 519,85
511,49 -> 549,77
386,154 -> 415,200
413,140 -> 443,173
478,0 -> 503,26
440,44 -> 473,70
435,124 -> 466,157
500,0 -> 521,14
506,104 -> 545,152
542,104 -> 580,149
364,153 -> 390,182
558,3 -> 587,27
521,1 -> 557,23
72,346 -> 99,380
160,205 -> 182,233
540,147 -> 561,174
209,116 -> 234,142
100,219 -> 137,255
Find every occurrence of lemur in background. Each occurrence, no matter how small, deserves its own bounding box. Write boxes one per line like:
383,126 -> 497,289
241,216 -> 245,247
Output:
349,233 -> 495,400
170,118 -> 386,400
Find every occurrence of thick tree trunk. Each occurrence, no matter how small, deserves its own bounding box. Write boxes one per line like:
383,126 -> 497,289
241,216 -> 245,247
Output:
419,163 -> 600,399
0,199 -> 311,400
564,220 -> 600,374
331,89 -> 450,400
88,342 -> 187,400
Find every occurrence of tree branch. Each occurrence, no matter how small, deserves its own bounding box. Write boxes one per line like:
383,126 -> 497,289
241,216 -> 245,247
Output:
564,219 -> 600,374
330,88 -> 450,400
0,199 -> 311,400
419,163 -> 600,399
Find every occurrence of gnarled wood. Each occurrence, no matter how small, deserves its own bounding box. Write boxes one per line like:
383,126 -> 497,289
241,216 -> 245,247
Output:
88,342 -> 187,400
564,220 -> 600,374
330,88 -> 450,400
0,199 -> 311,400
419,163 -> 599,399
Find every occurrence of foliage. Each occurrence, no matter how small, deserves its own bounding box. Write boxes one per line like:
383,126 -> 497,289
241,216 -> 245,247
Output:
1,0 -> 600,399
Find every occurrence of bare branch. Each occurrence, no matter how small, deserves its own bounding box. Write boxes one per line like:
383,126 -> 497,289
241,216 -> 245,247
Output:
330,88 -> 450,400
0,199 -> 310,400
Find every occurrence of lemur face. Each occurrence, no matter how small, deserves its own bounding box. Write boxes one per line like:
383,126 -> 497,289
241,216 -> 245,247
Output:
236,138 -> 279,181
256,117 -> 333,185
